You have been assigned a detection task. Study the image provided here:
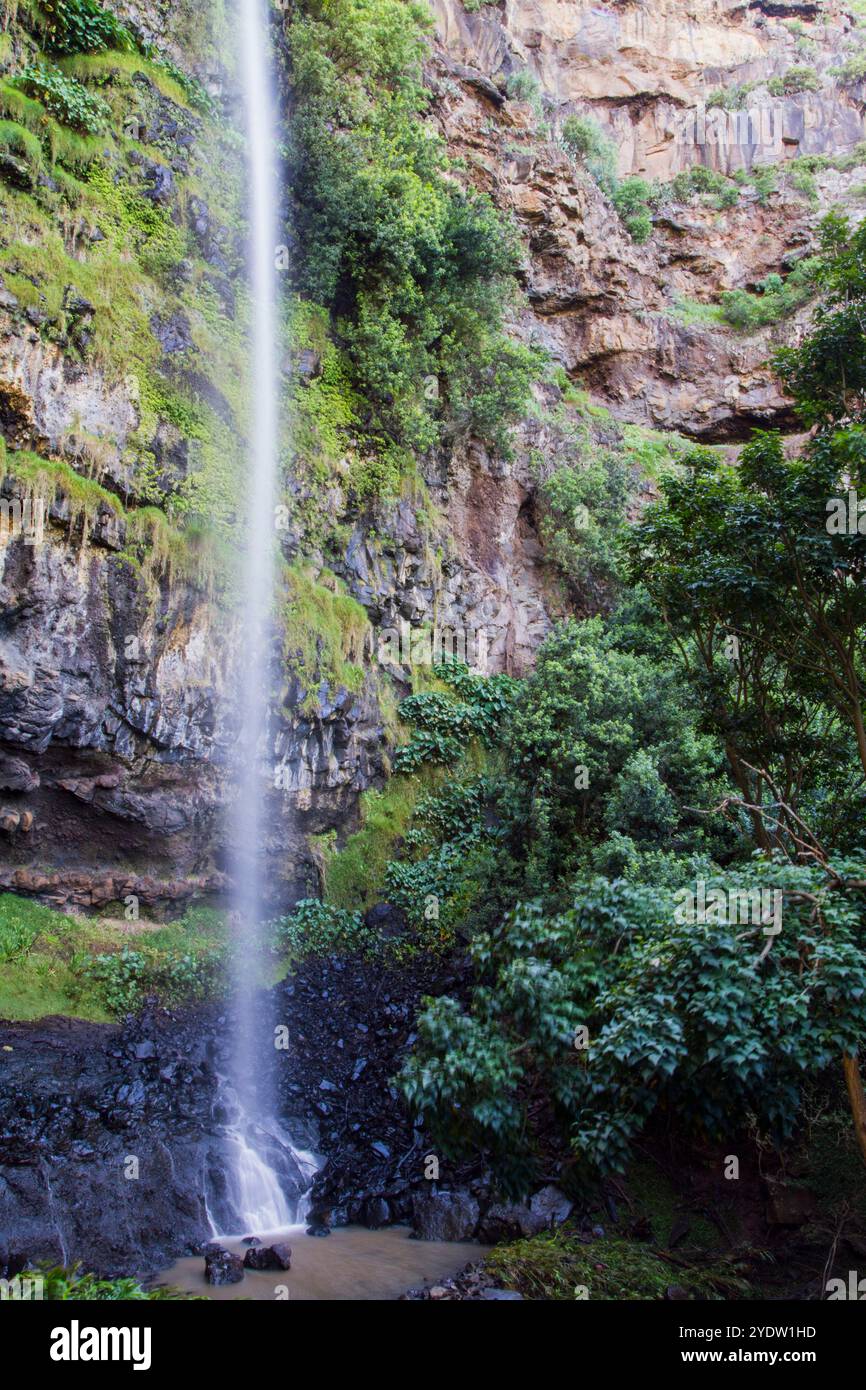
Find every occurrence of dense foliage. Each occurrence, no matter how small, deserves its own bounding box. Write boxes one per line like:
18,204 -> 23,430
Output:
285,0 -> 541,460
391,213 -> 866,1189
402,862 -> 866,1183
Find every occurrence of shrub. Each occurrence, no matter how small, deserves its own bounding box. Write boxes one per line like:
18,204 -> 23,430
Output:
83,943 -> 224,1015
11,63 -> 109,132
832,52 -> 866,85
706,81 -> 757,110
33,0 -> 135,56
561,113 -> 617,189
274,898 -> 369,957
400,861 -> 866,1182
612,177 -> 653,242
505,68 -> 542,108
767,66 -> 821,96
719,257 -> 818,330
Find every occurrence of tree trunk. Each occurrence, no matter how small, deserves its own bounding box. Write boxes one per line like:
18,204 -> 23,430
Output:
843,1052 -> 866,1168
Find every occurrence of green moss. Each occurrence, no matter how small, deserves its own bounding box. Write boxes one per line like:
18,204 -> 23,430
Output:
58,50 -> 198,112
282,562 -> 370,709
485,1229 -> 751,1301
2,448 -> 226,589
1,447 -> 122,524
319,776 -> 423,910
0,116 -> 44,175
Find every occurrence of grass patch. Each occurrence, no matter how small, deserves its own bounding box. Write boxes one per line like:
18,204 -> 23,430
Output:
485,1228 -> 752,1301
0,894 -> 229,1022
666,297 -> 727,329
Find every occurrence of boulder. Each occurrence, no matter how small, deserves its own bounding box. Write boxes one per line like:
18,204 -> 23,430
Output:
243,1242 -> 292,1271
411,1189 -> 480,1242
361,1196 -> 390,1229
204,1246 -> 244,1285
478,1185 -> 572,1243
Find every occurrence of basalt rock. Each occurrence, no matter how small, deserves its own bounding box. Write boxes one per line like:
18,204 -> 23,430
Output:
205,1246 -> 245,1285
242,1242 -> 292,1271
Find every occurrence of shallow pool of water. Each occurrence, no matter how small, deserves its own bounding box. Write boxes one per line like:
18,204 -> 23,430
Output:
159,1226 -> 489,1301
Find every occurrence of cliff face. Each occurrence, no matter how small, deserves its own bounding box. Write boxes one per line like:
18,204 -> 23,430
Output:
0,0 -> 863,912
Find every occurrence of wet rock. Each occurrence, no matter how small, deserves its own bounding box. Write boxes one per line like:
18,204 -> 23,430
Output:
411,1190 -> 480,1242
151,310 -> 192,354
361,1196 -> 390,1229
243,1242 -> 292,1271
477,1185 -> 572,1243
204,1246 -> 244,1285
363,903 -> 407,937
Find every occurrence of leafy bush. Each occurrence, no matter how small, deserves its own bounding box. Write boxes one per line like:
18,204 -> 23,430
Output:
400,862 -> 866,1183
394,660 -> 516,772
497,616 -> 725,890
83,943 -> 224,1015
561,113 -> 618,191
273,898 -> 368,957
505,68 -> 542,110
666,163 -> 739,209
30,1263 -> 196,1300
718,257 -> 818,330
706,82 -> 757,110
611,177 -> 653,242
537,450 -> 627,606
11,63 -> 109,132
287,0 -> 541,462
34,0 -> 134,55
832,51 -> 866,85
767,66 -> 821,96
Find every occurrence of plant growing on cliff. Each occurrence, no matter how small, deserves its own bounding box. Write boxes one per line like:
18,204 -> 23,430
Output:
393,660 -> 516,772
31,0 -> 134,56
767,66 -> 821,96
10,62 -> 109,132
772,210 -> 866,426
286,0 -> 541,461
611,177 -> 653,243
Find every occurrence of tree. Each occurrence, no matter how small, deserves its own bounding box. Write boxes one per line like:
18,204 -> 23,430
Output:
631,212 -> 866,1161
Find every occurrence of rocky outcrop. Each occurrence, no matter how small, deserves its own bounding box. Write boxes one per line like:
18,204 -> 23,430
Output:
426,0 -> 864,440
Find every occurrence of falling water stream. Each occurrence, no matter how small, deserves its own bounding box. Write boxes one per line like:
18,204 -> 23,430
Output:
216,0 -> 317,1236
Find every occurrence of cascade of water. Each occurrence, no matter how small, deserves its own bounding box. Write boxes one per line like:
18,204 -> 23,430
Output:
217,0 -> 314,1234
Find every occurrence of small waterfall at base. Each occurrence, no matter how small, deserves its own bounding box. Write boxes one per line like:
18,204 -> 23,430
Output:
210,1080 -> 320,1238
212,0 -> 315,1236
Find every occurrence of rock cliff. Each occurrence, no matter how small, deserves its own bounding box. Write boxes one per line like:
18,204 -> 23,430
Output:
0,0 -> 862,911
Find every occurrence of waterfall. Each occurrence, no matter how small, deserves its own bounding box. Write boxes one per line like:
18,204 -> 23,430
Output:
216,0 -> 317,1235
